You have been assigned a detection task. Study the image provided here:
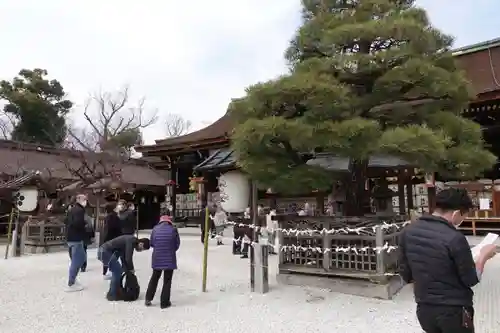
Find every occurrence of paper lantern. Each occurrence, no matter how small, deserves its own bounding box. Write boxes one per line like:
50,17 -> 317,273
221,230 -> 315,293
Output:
13,186 -> 38,212
219,171 -> 249,213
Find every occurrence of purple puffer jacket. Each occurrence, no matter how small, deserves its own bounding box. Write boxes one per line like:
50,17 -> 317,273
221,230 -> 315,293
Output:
150,222 -> 180,270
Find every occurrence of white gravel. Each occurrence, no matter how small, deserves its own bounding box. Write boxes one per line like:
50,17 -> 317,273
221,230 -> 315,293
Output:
0,232 -> 497,333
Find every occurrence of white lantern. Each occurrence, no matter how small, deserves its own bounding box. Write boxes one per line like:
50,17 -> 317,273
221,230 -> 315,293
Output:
219,171 -> 250,213
13,186 -> 38,212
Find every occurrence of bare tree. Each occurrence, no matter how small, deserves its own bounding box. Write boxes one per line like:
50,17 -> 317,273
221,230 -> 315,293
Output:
164,113 -> 192,137
68,85 -> 158,154
0,110 -> 15,139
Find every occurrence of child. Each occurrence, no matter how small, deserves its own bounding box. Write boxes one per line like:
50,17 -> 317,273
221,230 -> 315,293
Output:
98,234 -> 150,301
145,215 -> 180,308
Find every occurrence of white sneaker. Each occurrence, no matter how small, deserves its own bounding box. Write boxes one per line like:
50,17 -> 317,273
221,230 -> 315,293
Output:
65,282 -> 84,292
103,275 -> 112,280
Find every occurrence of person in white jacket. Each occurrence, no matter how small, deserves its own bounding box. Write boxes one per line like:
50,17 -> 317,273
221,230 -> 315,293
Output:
211,206 -> 227,246
265,210 -> 278,254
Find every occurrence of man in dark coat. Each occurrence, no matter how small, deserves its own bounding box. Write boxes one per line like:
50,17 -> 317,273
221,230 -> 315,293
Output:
65,194 -> 88,292
399,188 -> 497,333
145,215 -> 180,308
98,234 -> 150,301
100,203 -> 123,278
119,200 -> 137,235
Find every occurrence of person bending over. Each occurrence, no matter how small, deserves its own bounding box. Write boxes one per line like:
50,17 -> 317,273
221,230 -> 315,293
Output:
399,188 -> 497,333
98,234 -> 150,301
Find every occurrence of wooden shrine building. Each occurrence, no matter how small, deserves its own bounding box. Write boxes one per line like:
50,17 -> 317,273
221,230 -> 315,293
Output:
136,38 -> 500,233
0,140 -> 168,234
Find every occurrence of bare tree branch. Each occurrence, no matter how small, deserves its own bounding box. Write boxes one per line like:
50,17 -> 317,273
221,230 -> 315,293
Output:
164,113 -> 192,137
0,110 -> 15,139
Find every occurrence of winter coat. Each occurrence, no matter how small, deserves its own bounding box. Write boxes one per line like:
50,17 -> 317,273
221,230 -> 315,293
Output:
399,214 -> 478,307
150,221 -> 180,270
100,212 -> 123,245
120,210 -> 137,235
66,203 -> 87,242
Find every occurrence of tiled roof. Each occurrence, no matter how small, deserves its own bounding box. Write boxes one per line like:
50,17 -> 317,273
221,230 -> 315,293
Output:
306,154 -> 409,172
0,140 -> 167,187
193,148 -> 236,171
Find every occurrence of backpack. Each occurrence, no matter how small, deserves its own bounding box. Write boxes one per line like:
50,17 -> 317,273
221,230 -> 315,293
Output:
119,271 -> 140,302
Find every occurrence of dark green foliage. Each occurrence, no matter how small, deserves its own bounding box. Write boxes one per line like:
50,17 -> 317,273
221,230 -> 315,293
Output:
0,69 -> 72,145
229,0 -> 496,198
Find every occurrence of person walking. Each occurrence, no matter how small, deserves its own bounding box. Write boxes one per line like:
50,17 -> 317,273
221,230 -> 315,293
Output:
65,194 -> 88,292
211,206 -> 227,246
145,215 -> 180,308
100,202 -> 123,279
399,188 -> 497,333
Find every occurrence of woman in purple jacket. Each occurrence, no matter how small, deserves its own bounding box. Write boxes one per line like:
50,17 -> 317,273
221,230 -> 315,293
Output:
145,215 -> 180,308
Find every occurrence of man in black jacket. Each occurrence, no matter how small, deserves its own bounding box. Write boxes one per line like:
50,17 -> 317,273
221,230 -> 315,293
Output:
65,194 -> 88,292
98,234 -> 150,301
399,188 -> 497,333
118,200 -> 137,235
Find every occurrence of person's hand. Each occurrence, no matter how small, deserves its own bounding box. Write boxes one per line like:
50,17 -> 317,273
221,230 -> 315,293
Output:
480,244 -> 497,260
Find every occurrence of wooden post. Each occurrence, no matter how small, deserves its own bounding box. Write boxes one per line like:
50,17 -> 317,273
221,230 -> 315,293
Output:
322,234 -> 332,271
201,206 -> 210,292
250,180 -> 258,292
4,209 -> 14,259
397,172 -> 406,215
260,242 -> 269,293
375,225 -> 385,275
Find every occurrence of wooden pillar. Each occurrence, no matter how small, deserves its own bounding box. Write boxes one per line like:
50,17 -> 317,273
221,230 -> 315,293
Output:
406,176 -> 414,211
397,170 -> 406,215
171,166 -> 177,218
315,192 -> 325,215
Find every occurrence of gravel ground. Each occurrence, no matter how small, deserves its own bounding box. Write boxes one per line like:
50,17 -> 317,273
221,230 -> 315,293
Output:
0,233 -> 498,333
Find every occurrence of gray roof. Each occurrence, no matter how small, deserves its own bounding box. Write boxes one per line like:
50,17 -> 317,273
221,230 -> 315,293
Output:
194,148 -> 236,171
306,153 -> 409,172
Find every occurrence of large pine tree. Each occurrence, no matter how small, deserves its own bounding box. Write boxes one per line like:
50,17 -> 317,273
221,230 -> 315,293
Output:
229,0 -> 496,214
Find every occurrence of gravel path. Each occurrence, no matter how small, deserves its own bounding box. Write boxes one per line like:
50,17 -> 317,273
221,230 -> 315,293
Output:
0,233 -> 498,333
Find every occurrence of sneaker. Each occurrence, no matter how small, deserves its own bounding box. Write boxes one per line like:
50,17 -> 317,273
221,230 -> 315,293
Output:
103,275 -> 112,280
145,300 -> 152,307
65,282 -> 84,292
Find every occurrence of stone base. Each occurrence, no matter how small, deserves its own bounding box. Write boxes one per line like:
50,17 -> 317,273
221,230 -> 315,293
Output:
277,272 -> 405,300
24,243 -> 67,254
23,242 -> 98,254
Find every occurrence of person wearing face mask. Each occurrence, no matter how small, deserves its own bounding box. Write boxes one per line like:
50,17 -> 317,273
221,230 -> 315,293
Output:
399,188 -> 497,333
65,194 -> 89,292
119,200 -> 137,236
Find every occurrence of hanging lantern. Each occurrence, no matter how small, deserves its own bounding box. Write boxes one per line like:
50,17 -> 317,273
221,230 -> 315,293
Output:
266,188 -> 274,194
166,180 -> 176,198
141,197 -> 146,204
219,171 -> 249,213
153,196 -> 158,203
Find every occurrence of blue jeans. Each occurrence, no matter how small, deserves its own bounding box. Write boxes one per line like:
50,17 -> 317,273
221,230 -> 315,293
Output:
67,241 -> 86,286
98,248 -> 123,297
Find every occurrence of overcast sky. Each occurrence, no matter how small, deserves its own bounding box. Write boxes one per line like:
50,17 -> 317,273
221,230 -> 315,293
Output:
0,0 -> 498,144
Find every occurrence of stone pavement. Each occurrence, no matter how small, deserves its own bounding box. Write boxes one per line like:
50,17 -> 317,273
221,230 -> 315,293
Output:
0,232 -> 498,333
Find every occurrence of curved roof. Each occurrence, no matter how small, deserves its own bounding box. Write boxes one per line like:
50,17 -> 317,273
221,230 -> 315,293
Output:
136,114 -> 232,153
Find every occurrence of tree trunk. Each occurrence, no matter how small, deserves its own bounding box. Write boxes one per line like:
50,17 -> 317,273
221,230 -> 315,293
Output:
344,159 -> 369,216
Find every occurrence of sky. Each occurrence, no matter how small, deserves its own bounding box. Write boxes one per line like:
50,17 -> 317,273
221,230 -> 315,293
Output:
0,0 -> 499,144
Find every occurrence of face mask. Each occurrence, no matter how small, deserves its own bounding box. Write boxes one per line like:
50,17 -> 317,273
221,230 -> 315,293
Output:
116,205 -> 123,211
129,206 -> 135,211
81,200 -> 87,207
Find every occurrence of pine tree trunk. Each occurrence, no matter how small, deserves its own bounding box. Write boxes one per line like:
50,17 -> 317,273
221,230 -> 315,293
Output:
344,159 -> 369,216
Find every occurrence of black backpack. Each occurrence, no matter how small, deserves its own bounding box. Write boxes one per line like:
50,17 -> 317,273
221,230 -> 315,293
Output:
120,271 -> 140,301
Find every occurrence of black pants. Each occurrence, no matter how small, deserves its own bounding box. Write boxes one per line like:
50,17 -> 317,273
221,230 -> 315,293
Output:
69,243 -> 88,271
145,269 -> 174,306
417,304 -> 475,333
